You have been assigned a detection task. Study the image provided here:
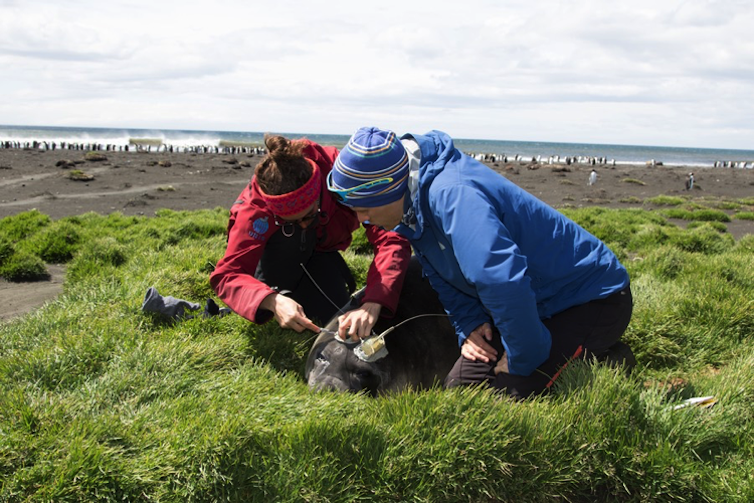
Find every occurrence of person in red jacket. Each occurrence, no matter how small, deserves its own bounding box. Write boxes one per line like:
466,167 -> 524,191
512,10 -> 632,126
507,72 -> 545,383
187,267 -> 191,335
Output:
210,134 -> 411,340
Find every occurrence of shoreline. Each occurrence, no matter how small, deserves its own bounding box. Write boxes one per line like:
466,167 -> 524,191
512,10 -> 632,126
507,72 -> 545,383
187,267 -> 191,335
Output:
3,139 -> 754,169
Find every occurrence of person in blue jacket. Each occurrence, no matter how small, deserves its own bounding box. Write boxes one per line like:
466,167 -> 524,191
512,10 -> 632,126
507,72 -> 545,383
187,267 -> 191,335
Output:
326,126 -> 635,399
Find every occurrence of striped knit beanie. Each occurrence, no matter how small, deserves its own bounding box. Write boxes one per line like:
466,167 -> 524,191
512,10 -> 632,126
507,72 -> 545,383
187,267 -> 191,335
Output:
327,127 -> 409,207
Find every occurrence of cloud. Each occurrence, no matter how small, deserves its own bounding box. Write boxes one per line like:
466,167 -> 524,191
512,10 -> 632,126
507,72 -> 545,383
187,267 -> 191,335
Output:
1,0 -> 753,149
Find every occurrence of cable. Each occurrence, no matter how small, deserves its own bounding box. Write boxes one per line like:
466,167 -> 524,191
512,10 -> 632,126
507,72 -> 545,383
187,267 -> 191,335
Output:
299,262 -> 348,318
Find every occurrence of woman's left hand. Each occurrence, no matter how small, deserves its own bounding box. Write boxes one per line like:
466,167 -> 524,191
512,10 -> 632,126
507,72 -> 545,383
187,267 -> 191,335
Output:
338,302 -> 382,341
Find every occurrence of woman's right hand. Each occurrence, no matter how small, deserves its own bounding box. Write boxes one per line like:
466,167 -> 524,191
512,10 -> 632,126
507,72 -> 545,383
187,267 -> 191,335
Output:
261,293 -> 319,333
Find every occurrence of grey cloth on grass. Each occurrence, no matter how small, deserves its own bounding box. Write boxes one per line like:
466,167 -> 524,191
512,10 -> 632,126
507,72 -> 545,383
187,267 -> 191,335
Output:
142,287 -> 231,320
142,287 -> 200,319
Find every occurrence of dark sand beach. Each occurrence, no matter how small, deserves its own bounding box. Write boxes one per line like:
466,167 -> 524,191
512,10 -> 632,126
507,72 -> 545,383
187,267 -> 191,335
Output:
2,148 -> 753,320
2,148 -> 753,223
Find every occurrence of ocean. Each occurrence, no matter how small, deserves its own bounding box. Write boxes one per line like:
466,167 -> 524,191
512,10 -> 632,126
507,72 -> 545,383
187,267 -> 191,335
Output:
2,124 -> 753,168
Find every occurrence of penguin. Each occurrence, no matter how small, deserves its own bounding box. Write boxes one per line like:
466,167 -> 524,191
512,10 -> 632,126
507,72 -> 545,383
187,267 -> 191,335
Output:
685,172 -> 694,191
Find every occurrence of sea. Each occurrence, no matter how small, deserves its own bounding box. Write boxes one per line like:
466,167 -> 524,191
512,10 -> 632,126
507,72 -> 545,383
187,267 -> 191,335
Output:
2,124 -> 753,168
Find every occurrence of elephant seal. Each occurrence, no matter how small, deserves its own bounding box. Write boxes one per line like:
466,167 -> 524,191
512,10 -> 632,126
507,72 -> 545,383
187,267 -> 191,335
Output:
305,257 -> 459,395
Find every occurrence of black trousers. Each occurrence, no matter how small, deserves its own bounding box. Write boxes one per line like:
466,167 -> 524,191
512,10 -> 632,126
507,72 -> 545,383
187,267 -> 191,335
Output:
255,223 -> 355,325
444,286 -> 633,399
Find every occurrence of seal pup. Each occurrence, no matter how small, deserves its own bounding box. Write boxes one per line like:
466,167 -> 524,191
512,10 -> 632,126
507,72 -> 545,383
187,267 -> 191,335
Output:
305,257 -> 458,395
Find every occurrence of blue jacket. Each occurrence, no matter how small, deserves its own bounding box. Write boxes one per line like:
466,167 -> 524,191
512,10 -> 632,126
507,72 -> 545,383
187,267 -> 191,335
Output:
395,131 -> 629,376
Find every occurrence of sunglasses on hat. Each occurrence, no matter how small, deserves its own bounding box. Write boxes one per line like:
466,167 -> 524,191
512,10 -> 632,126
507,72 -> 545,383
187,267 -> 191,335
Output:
326,174 -> 394,204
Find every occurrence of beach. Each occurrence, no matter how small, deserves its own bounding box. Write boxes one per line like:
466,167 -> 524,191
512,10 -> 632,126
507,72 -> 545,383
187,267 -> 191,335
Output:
2,148 -> 753,230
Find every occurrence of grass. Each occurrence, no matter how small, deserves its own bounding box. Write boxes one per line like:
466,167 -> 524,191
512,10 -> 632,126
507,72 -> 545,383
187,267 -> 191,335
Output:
646,195 -> 686,206
712,201 -> 742,211
619,196 -> 642,204
66,169 -> 94,181
0,204 -> 753,502
621,178 -> 647,186
660,207 -> 731,223
84,152 -> 108,162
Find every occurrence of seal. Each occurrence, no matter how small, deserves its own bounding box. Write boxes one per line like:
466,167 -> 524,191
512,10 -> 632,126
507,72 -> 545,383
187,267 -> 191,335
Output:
305,257 -> 459,395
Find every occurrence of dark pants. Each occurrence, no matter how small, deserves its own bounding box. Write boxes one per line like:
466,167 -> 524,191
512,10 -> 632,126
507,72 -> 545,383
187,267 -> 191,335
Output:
255,223 -> 355,325
444,286 -> 633,399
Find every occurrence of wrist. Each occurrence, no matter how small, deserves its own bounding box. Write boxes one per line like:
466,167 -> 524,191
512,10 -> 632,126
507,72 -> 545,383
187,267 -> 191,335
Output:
361,301 -> 382,316
260,292 -> 279,312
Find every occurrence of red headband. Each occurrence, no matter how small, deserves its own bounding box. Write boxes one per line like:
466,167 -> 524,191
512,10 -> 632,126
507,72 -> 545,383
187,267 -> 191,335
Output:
259,160 -> 321,217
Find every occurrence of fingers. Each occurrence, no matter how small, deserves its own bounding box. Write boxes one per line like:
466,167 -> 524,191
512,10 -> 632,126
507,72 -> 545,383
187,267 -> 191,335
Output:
494,355 -> 509,375
338,304 -> 381,341
348,319 -> 372,341
338,314 -> 372,342
462,327 -> 498,363
471,322 -> 493,341
272,296 -> 319,333
461,340 -> 493,363
336,314 -> 349,340
292,305 -> 319,332
296,316 -> 320,333
482,324 -> 493,341
278,316 -> 315,333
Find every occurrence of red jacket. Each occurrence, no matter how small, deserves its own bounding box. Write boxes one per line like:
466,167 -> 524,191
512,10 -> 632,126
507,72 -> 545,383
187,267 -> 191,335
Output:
210,140 -> 411,324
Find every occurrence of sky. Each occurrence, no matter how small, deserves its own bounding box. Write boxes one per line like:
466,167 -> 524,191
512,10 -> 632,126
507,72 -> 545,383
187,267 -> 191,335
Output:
1,0 -> 753,150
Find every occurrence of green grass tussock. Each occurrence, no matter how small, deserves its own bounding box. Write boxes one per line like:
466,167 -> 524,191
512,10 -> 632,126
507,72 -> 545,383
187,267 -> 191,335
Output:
563,207 -> 737,257
621,178 -> 646,185
671,225 -> 734,254
687,220 -> 728,233
646,195 -> 686,206
0,250 -> 48,281
154,209 -> 228,248
0,208 -> 231,282
711,200 -> 742,211
84,152 -> 108,162
0,206 -> 752,501
619,195 -> 642,204
22,219 -> 82,263
0,209 -> 51,241
735,234 -> 754,252
661,207 -> 731,223
0,235 -> 14,265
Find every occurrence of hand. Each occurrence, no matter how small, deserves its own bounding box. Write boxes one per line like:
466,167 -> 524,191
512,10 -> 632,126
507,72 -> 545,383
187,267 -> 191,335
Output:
261,293 -> 319,333
338,302 -> 382,341
460,322 -> 498,363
